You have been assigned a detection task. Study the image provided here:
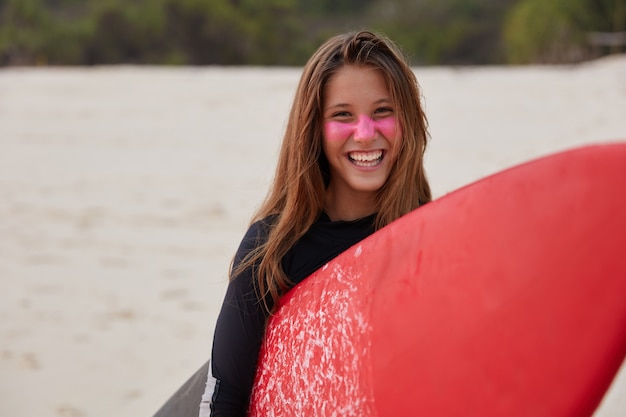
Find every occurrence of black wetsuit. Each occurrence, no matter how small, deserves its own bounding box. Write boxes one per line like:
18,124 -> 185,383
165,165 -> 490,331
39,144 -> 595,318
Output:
207,212 -> 376,416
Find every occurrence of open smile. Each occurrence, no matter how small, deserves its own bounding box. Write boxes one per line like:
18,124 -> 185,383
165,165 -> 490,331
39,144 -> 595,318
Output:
348,150 -> 384,167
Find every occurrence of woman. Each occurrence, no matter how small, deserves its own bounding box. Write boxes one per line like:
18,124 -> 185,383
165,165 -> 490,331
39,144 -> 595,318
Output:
201,29 -> 431,416
152,29 -> 431,417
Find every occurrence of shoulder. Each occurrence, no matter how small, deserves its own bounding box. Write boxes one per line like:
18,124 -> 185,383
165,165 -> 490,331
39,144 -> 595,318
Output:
242,215 -> 276,246
232,215 -> 277,268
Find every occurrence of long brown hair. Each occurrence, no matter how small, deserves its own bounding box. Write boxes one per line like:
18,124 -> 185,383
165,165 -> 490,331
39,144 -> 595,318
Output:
232,30 -> 431,312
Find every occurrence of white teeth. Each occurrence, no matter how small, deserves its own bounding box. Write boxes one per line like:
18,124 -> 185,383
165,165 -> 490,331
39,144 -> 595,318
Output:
348,150 -> 383,162
348,150 -> 384,167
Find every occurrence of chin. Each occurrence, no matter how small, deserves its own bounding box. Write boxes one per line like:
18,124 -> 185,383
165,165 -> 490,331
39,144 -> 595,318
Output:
350,180 -> 387,193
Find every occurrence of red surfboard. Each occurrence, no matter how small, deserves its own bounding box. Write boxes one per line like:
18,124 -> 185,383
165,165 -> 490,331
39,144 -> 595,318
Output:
250,143 -> 626,417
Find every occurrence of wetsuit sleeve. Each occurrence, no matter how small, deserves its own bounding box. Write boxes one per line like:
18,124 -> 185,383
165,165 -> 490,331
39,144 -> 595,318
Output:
208,221 -> 270,416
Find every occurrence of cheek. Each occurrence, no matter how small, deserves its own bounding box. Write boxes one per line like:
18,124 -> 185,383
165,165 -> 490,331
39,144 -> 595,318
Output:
373,117 -> 401,143
324,121 -> 353,142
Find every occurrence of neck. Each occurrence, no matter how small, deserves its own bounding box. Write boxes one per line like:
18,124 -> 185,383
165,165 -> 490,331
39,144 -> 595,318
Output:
324,189 -> 377,222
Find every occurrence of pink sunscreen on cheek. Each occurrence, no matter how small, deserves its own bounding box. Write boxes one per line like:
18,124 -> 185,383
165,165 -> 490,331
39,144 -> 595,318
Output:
324,115 -> 399,142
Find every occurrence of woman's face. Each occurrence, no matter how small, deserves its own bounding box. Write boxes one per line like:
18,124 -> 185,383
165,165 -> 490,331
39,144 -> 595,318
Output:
322,65 -> 401,203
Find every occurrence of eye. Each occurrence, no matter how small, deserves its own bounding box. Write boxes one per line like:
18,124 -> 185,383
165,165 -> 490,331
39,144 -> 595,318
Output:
330,111 -> 352,120
374,106 -> 394,116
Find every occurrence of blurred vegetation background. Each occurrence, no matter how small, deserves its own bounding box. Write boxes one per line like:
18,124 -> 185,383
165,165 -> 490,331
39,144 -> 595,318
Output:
0,0 -> 624,66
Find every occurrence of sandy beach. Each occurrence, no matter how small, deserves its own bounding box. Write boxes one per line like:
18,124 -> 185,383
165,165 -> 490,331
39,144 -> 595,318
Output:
1,57 -> 625,417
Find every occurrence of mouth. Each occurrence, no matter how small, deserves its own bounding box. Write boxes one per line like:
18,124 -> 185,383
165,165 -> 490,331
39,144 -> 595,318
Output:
348,150 -> 384,167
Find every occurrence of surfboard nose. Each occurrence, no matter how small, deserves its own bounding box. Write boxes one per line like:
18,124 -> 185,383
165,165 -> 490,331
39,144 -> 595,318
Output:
251,142 -> 626,417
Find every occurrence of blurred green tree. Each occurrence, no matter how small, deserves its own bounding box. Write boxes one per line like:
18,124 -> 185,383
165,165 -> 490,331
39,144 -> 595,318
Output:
0,0 -> 53,64
1,0 -> 623,66
369,0 -> 518,65
503,0 -> 626,63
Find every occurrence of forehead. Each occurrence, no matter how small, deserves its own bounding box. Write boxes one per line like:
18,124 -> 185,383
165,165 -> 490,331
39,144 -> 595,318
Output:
323,65 -> 390,107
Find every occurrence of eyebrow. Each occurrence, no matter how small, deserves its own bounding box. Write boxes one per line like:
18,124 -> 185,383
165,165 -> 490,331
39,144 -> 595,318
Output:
324,98 -> 392,111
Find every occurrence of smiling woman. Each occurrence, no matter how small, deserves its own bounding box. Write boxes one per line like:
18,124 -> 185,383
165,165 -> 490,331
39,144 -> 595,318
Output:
200,31 -> 431,417
152,30 -> 431,417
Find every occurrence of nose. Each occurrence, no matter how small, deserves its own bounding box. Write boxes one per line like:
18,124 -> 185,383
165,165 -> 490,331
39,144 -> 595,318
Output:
353,115 -> 376,142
